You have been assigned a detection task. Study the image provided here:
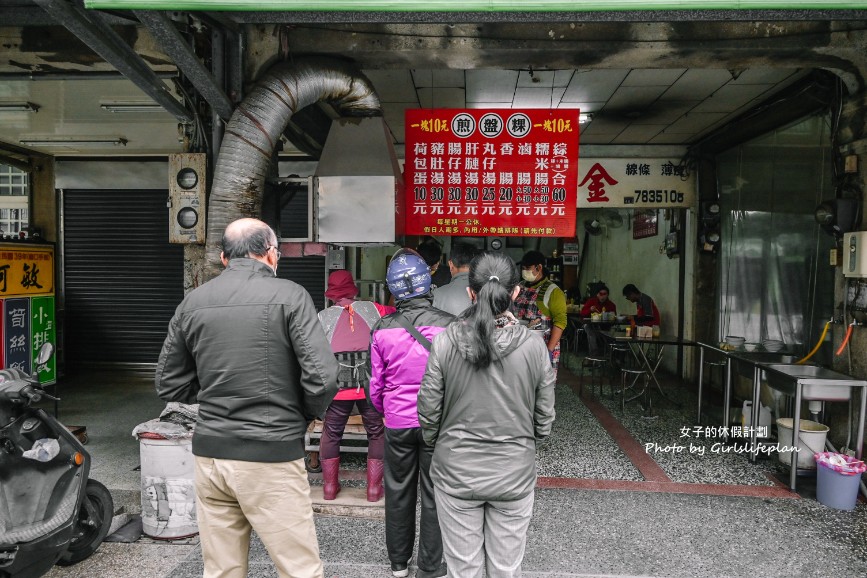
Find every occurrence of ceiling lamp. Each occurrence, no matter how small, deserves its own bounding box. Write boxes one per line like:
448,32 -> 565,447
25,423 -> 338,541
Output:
19,137 -> 128,147
100,101 -> 164,113
579,113 -> 592,124
0,102 -> 40,113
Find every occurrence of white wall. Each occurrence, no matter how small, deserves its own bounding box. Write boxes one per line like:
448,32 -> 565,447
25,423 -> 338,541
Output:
579,208 -> 684,373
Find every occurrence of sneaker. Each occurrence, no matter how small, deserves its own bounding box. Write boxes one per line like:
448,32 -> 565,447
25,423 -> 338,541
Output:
416,562 -> 448,578
390,562 -> 409,578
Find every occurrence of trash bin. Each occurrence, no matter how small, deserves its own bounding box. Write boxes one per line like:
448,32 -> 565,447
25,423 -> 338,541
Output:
814,452 -> 866,511
132,403 -> 198,539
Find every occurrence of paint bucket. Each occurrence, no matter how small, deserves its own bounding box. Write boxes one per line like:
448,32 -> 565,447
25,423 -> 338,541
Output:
775,418 -> 828,470
138,433 -> 198,539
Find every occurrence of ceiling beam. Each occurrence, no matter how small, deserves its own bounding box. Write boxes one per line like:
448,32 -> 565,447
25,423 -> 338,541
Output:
80,0 -> 867,17
229,9 -> 867,25
134,10 -> 235,121
0,154 -> 34,174
0,140 -> 50,159
33,0 -> 194,123
263,22 -> 867,94
0,140 -> 51,173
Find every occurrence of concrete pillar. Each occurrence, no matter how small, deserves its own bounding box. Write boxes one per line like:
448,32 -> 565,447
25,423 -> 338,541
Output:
30,157 -> 56,243
826,90 -> 867,451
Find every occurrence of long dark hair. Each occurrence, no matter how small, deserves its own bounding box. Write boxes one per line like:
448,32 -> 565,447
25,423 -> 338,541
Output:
457,252 -> 520,368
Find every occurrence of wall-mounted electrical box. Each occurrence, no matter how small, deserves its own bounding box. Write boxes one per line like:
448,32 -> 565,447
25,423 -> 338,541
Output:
326,247 -> 345,270
843,231 -> 867,277
168,153 -> 206,244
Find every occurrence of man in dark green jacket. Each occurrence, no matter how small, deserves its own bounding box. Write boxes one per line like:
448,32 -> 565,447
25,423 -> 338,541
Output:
156,218 -> 337,578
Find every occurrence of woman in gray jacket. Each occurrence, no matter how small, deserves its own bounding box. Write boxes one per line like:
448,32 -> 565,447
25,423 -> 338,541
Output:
418,252 -> 556,578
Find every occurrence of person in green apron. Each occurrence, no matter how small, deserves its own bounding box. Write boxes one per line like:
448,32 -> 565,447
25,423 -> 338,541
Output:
513,250 -> 568,375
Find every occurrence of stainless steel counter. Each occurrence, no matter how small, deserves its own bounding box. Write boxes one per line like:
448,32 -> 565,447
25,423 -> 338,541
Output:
697,343 -> 867,494
758,363 -> 867,492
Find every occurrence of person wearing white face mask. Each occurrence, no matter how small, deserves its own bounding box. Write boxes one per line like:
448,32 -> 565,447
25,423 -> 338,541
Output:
513,250 -> 568,375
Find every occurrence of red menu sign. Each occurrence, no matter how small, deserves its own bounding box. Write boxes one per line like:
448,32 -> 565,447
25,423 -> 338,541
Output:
404,109 -> 579,237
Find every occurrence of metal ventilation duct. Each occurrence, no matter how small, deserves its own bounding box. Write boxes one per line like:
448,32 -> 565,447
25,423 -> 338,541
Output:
204,57 -> 381,279
314,117 -> 403,244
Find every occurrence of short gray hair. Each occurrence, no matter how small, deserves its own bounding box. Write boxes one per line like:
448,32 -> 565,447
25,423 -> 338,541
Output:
221,218 -> 277,260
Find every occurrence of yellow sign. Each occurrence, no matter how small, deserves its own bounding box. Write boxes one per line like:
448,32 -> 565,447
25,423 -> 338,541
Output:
0,244 -> 54,298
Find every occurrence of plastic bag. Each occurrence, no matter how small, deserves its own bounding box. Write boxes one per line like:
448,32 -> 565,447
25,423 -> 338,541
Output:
159,402 -> 199,426
132,403 -> 198,440
814,452 -> 867,476
22,438 -> 60,462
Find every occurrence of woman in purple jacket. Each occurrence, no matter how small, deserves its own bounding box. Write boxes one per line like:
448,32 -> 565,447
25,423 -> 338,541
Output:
370,248 -> 454,578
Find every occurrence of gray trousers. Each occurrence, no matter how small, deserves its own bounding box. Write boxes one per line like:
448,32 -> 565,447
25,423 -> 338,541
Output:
434,486 -> 534,578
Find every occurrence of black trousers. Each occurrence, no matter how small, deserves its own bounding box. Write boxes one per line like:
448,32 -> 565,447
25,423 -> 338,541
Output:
384,426 -> 443,571
319,398 -> 385,460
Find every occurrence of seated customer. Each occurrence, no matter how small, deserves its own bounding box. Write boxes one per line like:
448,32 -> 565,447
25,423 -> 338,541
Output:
580,285 -> 617,355
580,285 -> 617,317
622,283 -> 661,327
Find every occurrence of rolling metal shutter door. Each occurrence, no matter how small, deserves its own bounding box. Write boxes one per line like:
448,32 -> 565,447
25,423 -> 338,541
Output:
63,189 -> 184,367
276,256 -> 326,311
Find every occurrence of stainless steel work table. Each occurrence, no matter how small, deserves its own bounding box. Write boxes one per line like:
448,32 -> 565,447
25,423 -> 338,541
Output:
695,342 -> 733,427
696,344 -> 867,494
755,363 -> 867,493
695,344 -> 796,434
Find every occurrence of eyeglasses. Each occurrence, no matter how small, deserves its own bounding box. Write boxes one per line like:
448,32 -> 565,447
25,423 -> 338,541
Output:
267,245 -> 279,256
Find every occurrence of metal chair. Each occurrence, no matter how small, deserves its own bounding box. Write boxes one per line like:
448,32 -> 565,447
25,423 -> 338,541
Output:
620,366 -> 650,412
572,324 -> 586,355
609,343 -> 650,412
580,355 -> 608,398
607,342 -> 631,382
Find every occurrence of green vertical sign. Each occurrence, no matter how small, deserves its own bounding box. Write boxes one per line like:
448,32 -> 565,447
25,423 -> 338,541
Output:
31,296 -> 56,385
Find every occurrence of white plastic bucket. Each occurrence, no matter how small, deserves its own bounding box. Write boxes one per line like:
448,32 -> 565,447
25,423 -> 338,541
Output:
139,435 -> 198,539
776,418 -> 829,470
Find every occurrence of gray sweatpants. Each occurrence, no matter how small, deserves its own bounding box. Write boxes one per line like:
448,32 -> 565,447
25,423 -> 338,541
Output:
433,486 -> 535,578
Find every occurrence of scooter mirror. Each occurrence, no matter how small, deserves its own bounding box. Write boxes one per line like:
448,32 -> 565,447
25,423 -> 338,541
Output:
35,342 -> 53,366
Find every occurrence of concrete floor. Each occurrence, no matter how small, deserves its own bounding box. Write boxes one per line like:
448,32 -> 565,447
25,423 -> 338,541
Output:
36,354 -> 867,578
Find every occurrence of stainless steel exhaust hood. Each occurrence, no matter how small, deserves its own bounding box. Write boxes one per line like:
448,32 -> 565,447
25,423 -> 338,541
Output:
314,116 -> 403,244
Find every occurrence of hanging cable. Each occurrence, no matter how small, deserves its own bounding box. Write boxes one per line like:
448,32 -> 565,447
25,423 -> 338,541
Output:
796,319 -> 832,364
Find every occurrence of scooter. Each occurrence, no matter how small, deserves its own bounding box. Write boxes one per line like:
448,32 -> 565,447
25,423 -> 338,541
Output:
0,343 -> 113,578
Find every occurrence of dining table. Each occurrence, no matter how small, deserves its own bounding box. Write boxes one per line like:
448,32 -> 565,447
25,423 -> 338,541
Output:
601,330 -> 696,417
566,314 -> 617,356
567,313 -> 617,330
